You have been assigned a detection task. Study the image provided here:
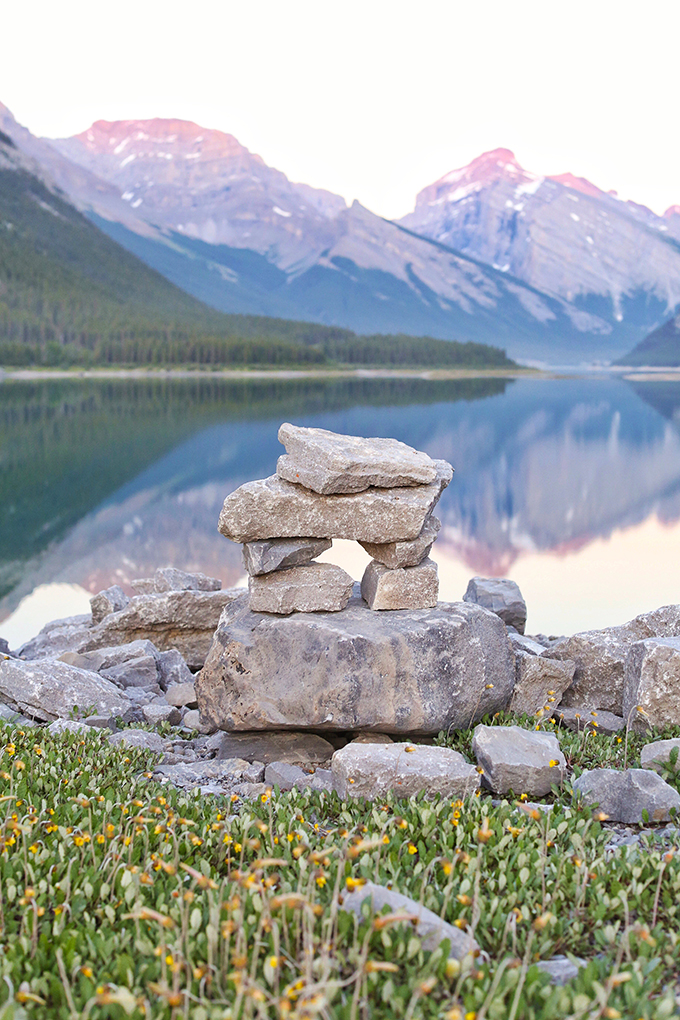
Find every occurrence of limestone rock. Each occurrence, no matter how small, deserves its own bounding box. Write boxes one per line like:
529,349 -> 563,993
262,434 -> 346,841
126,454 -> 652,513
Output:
153,567 -> 222,593
264,762 -> 312,791
77,589 -> 241,671
157,648 -> 193,689
165,682 -> 197,709
331,742 -> 480,800
142,702 -> 181,727
0,639 -> 13,658
242,537 -> 332,576
472,725 -> 566,797
340,881 -> 478,961
108,729 -> 165,753
536,956 -> 586,986
509,633 -> 548,656
510,655 -> 575,717
130,578 -> 155,595
641,738 -> 680,774
463,577 -> 527,634
360,516 -> 440,569
624,637 -> 680,731
197,591 -> 515,734
218,462 -> 452,544
18,614 -> 92,660
361,558 -> 438,611
215,731 -> 334,765
556,707 -> 624,735
350,733 -> 394,744
90,585 -> 129,625
0,658 -> 131,723
544,604 -> 680,715
573,768 -> 680,823
154,758 -> 265,791
48,718 -> 90,736
249,563 -> 354,614
276,422 -> 438,494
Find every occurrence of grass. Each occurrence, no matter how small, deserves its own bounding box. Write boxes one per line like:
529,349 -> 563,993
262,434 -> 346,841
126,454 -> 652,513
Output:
0,717 -> 679,1019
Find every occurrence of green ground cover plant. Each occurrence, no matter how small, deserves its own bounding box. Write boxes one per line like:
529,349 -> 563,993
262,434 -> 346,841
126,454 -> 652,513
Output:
0,717 -> 678,1019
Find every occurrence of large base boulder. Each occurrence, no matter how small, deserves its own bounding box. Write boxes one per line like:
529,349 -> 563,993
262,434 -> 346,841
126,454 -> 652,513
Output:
196,590 -> 515,734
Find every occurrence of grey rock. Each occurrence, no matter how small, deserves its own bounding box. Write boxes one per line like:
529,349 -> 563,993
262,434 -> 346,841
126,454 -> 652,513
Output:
350,733 -> 394,744
0,658 -> 131,723
130,578 -> 155,595
48,718 -> 90,736
331,742 -> 480,800
242,537 -> 332,576
142,702 -> 181,727
264,761 -> 311,790
182,709 -> 202,730
77,589 -> 241,671
510,654 -> 575,717
154,758 -> 265,791
309,768 -> 334,792
215,731 -> 334,765
125,688 -> 158,707
641,738 -> 680,774
84,715 -> 118,729
108,729 -> 165,752
164,682 -> 197,709
361,558 -> 438,611
509,632 -> 548,656
197,591 -> 515,734
18,614 -> 92,660
0,703 -> 35,726
556,707 -> 624,735
544,604 -> 680,715
249,562 -> 354,615
341,881 -> 478,961
276,422 -> 438,495
232,782 -> 270,800
624,637 -> 680,731
157,648 -> 193,689
360,516 -> 440,569
90,585 -> 129,625
218,462 -> 453,544
463,577 -> 527,634
472,725 -> 566,797
0,639 -> 16,658
153,567 -> 222,593
573,768 -> 680,823
536,956 -> 586,986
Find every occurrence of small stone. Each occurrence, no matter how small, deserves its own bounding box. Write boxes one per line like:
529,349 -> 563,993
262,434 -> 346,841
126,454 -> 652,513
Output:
84,715 -> 117,730
640,738 -> 680,774
510,655 -> 575,717
276,422 -> 438,494
90,585 -> 129,625
215,731 -> 335,765
350,733 -> 394,744
142,703 -> 182,727
154,758 -> 265,791
130,578 -> 155,594
509,633 -> 549,656
573,768 -> 680,823
472,725 -> 566,797
157,649 -> 193,689
309,768 -> 334,792
264,762 -> 310,791
359,517 -> 441,569
243,537 -> 332,576
165,683 -> 197,709
331,742 -> 480,801
182,709 -> 202,730
463,577 -> 527,634
108,729 -> 165,752
249,563 -> 354,614
624,637 -> 680,731
233,782 -> 270,800
536,956 -> 586,986
153,567 -> 222,593
557,707 -> 624,735
361,558 -> 438,611
340,882 -> 478,961
48,718 -> 90,736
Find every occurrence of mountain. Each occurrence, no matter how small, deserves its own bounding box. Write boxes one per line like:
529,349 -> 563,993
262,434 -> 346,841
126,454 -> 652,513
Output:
399,148 -> 680,359
616,312 -> 680,366
41,116 -> 631,362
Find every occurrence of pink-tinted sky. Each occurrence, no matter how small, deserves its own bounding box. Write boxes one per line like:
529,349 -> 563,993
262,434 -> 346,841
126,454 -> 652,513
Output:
3,0 -> 679,219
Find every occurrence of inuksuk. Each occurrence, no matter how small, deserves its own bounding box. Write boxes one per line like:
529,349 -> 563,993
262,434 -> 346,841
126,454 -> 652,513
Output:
218,422 -> 451,612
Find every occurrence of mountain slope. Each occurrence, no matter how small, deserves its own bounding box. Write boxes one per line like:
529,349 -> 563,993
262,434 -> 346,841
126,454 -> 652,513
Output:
616,313 -> 680,366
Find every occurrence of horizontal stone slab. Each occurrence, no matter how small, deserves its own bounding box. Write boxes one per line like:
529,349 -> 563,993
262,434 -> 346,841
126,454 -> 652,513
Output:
276,422 -> 438,494
360,516 -> 440,569
248,563 -> 354,614
219,461 -> 452,544
242,537 -> 332,576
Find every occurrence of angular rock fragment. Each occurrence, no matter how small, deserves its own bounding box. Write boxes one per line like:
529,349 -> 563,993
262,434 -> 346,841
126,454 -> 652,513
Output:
264,762 -> 311,791
242,537 -> 332,576
90,585 -> 129,625
18,614 -> 92,660
624,637 -> 680,731
218,462 -> 452,544
573,768 -> 680,823
197,591 -> 514,733
536,956 -> 586,986
153,567 -> 222,593
556,707 -> 624,735
331,742 -> 480,800
360,516 -> 440,569
472,725 -> 566,797
544,604 -> 680,715
361,557 -> 438,611
276,422 -> 438,494
510,655 -> 575,717
215,731 -> 334,765
248,562 -> 354,615
48,718 -> 90,736
157,648 -> 193,689
130,578 -> 156,595
340,882 -> 479,962
108,729 -> 165,753
142,702 -> 181,727
641,738 -> 680,774
154,758 -> 265,792
350,733 -> 393,744
0,658 -> 131,723
463,577 -> 527,634
165,682 -> 197,709
508,632 -> 549,656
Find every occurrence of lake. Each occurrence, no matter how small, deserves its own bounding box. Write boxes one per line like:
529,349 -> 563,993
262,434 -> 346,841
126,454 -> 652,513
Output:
2,371 -> 680,646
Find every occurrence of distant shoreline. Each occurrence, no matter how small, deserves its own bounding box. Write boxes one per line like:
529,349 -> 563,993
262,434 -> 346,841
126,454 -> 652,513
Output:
0,366 -> 543,382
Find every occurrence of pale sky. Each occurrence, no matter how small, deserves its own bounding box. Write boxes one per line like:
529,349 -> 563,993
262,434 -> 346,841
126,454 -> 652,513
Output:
3,0 -> 679,219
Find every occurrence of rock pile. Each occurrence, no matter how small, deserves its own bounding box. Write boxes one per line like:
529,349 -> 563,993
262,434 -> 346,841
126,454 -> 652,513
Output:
219,423 -> 452,613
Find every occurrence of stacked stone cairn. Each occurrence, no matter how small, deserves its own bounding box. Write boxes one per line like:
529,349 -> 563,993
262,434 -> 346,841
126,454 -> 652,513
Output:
219,422 -> 453,613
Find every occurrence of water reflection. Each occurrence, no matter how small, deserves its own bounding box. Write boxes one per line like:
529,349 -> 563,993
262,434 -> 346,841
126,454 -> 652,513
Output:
2,373 -> 680,639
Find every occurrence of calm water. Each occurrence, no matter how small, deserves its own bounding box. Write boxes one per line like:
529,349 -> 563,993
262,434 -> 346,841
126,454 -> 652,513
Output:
2,373 -> 680,645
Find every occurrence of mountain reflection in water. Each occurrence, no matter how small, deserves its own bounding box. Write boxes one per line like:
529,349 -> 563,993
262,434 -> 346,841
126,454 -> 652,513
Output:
2,373 -> 680,638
